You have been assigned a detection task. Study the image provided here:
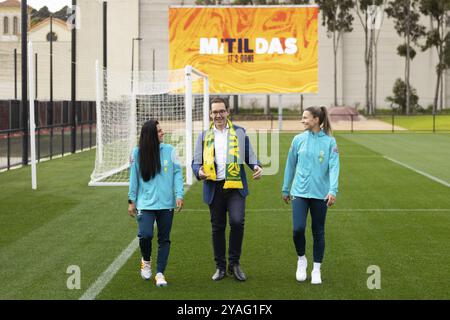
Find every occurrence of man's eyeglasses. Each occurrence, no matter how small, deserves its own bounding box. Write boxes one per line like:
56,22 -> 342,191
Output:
211,110 -> 227,116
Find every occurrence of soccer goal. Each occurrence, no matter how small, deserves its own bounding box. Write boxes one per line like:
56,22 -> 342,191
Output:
88,62 -> 209,187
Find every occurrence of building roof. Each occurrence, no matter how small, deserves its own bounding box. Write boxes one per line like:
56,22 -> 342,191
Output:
0,0 -> 20,8
0,0 -> 33,10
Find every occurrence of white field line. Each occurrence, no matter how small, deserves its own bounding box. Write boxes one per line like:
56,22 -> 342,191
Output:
79,185 -> 191,300
181,208 -> 450,212
383,156 -> 450,188
79,238 -> 139,300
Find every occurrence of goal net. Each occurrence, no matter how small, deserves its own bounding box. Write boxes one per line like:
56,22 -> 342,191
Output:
89,62 -> 209,186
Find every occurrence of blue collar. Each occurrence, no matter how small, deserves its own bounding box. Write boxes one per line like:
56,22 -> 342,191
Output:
309,129 -> 325,137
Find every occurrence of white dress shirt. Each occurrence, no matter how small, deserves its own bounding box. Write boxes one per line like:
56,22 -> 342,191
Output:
213,124 -> 229,180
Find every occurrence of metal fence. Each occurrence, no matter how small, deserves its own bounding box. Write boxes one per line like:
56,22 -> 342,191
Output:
230,113 -> 450,132
0,100 -> 96,170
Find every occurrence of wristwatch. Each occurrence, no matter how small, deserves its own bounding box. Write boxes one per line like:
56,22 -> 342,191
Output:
128,199 -> 133,204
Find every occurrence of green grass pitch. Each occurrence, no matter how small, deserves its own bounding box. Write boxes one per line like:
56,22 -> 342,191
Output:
0,133 -> 449,299
378,115 -> 450,131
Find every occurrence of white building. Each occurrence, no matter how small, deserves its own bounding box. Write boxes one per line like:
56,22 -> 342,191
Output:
0,0 -> 28,99
28,16 -> 71,100
0,0 -> 24,42
0,0 -> 71,100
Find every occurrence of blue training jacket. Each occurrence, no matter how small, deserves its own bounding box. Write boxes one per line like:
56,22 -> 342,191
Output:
128,144 -> 184,210
282,129 -> 340,200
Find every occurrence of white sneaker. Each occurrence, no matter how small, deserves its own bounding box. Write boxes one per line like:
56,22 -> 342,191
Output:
140,258 -> 152,280
155,272 -> 168,287
311,269 -> 322,284
296,257 -> 307,282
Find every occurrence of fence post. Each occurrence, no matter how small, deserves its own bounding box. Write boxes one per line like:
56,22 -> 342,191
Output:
35,53 -> 38,99
14,49 -> 17,100
392,113 -> 394,133
89,101 -> 93,148
61,126 -> 64,156
71,100 -> 76,153
37,129 -> 40,162
8,100 -> 12,130
351,114 -> 354,133
48,101 -> 53,160
7,132 -> 10,170
80,102 -> 84,151
433,112 -> 436,133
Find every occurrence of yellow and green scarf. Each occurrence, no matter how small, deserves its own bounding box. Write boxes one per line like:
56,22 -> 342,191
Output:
203,120 -> 243,189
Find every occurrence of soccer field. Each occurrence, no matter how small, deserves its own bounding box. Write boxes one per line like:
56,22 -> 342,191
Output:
0,133 -> 449,300
378,115 -> 450,131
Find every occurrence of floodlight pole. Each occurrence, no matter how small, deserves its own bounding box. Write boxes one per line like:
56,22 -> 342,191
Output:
14,48 -> 17,99
71,0 -> 77,153
49,15 -> 54,160
21,0 -> 28,166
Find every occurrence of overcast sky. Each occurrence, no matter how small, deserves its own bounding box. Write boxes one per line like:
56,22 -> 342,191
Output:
26,0 -> 72,12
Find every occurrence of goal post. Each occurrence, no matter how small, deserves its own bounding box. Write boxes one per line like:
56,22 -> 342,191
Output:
88,63 -> 209,187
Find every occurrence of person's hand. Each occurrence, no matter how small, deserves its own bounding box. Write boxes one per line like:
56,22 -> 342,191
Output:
176,199 -> 184,213
282,195 -> 290,204
252,165 -> 263,180
198,166 -> 207,180
128,203 -> 136,217
325,194 -> 336,207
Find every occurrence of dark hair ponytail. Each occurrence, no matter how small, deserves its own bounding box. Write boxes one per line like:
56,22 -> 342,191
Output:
139,119 -> 161,182
305,106 -> 333,136
319,106 -> 332,136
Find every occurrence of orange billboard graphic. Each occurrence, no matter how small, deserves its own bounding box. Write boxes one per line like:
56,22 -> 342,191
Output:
169,6 -> 318,94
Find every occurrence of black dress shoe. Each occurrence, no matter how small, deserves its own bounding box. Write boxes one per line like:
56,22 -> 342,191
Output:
228,264 -> 246,281
212,269 -> 226,281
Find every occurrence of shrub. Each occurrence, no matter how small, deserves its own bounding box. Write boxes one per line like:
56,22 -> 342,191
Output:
386,78 -> 420,114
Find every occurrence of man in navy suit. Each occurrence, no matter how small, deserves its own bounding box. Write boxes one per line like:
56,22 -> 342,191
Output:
192,97 -> 262,281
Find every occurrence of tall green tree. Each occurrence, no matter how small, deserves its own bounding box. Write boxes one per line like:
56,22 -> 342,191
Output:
316,0 -> 354,106
355,0 -> 384,115
371,2 -> 387,114
419,0 -> 450,113
385,0 -> 425,115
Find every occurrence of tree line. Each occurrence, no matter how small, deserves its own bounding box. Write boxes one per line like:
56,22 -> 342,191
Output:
196,0 -> 450,115
30,5 -> 70,27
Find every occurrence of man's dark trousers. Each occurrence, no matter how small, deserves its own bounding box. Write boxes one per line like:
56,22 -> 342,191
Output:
208,180 -> 246,270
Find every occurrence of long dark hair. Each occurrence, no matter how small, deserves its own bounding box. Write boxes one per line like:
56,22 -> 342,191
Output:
305,106 -> 333,136
139,119 -> 161,182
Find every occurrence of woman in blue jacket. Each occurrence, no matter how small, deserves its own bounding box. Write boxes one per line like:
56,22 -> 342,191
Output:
128,119 -> 184,287
282,106 -> 340,285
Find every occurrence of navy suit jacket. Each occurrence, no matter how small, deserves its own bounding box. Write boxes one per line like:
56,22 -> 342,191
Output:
191,125 -> 260,205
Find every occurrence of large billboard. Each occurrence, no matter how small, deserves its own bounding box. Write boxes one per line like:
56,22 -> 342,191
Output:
169,6 -> 318,94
